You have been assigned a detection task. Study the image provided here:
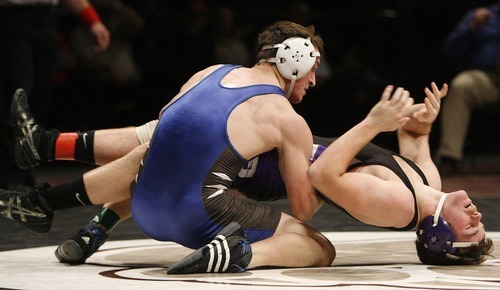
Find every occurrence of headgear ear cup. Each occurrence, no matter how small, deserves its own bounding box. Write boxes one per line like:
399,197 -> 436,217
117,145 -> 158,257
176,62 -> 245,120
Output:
274,37 -> 319,80
417,215 -> 459,256
260,37 -> 320,98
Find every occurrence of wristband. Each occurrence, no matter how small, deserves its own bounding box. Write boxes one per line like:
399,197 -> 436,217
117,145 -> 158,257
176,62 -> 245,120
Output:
78,5 -> 101,27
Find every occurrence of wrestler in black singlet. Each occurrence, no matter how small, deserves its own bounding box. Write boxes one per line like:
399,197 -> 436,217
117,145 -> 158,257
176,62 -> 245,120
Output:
233,136 -> 429,231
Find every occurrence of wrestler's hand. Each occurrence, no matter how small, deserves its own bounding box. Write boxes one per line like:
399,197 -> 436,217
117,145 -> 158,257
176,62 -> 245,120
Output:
366,85 -> 413,133
90,22 -> 110,51
400,82 -> 447,135
412,82 -> 447,124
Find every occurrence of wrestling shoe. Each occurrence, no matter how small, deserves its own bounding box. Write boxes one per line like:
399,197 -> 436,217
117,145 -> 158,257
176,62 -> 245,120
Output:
11,88 -> 58,169
55,220 -> 109,264
167,222 -> 252,274
0,184 -> 53,233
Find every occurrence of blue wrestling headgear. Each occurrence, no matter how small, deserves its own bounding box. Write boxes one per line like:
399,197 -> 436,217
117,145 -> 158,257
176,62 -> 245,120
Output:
260,37 -> 320,97
417,194 -> 479,257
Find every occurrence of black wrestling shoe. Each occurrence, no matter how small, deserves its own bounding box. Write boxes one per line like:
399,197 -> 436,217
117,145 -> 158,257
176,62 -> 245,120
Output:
11,88 -> 58,169
167,222 -> 252,274
0,184 -> 53,233
55,220 -> 109,264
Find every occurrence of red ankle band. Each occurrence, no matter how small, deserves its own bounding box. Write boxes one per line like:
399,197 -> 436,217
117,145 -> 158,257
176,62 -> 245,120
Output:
55,133 -> 78,160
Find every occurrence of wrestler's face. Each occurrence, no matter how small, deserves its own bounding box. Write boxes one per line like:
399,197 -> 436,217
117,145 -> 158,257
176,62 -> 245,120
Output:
288,52 -> 321,104
443,190 -> 485,243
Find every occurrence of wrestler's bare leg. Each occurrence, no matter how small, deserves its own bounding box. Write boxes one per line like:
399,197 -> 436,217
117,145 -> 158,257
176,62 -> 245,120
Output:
249,213 -> 335,268
84,143 -> 148,205
93,127 -> 140,165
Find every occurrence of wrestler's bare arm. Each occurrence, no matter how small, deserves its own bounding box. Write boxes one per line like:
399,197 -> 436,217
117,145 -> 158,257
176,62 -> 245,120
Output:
398,82 -> 448,190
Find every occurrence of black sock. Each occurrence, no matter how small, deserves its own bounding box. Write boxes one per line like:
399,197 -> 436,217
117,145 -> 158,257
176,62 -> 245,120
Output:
93,207 -> 120,232
40,129 -> 59,162
75,131 -> 95,164
39,175 -> 93,210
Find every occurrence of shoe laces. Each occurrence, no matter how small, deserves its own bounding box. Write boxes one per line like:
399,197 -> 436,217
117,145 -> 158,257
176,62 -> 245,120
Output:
16,108 -> 41,160
0,192 -> 48,222
4,196 -> 26,222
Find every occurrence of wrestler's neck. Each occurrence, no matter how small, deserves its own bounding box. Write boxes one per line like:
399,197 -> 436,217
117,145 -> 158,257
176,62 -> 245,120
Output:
251,63 -> 287,89
417,185 -> 446,220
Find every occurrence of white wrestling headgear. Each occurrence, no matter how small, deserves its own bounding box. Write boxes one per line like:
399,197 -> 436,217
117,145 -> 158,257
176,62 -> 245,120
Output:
260,37 -> 320,97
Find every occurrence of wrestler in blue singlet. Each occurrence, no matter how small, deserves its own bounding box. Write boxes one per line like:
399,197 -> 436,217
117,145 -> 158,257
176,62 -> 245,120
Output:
131,65 -> 285,249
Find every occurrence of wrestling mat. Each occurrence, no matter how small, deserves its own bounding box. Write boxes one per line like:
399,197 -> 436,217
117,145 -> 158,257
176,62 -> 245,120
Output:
1,231 -> 499,290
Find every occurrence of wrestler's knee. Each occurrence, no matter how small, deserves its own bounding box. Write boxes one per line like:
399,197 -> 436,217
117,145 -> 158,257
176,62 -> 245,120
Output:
277,214 -> 336,265
312,229 -> 336,266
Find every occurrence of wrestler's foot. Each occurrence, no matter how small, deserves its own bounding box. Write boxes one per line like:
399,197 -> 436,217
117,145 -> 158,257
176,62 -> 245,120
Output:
0,184 -> 53,233
55,220 -> 109,264
167,222 -> 252,274
11,88 -> 58,169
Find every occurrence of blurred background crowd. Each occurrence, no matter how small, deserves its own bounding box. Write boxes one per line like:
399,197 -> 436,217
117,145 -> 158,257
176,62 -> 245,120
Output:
49,0 -> 499,141
2,0 -> 499,188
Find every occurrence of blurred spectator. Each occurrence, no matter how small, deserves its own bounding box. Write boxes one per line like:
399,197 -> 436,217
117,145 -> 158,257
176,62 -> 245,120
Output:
436,1 -> 500,175
285,0 -> 312,26
149,0 -> 213,91
176,0 -> 214,81
284,0 -> 331,87
211,6 -> 252,67
328,44 -> 388,131
54,0 -> 144,129
70,0 -> 144,87
0,0 -> 109,189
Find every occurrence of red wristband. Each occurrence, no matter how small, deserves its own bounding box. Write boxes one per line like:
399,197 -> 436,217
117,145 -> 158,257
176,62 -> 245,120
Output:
78,5 -> 101,27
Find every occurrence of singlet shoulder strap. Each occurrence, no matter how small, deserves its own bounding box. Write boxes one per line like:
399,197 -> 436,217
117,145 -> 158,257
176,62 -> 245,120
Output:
213,65 -> 286,98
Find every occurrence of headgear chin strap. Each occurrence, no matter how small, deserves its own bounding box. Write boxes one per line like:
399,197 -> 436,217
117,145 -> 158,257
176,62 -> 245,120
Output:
417,194 -> 479,257
260,37 -> 320,98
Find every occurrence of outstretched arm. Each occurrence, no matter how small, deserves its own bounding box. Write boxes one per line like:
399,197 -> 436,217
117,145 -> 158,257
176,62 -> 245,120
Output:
397,82 -> 447,190
308,86 -> 415,228
310,86 -> 413,182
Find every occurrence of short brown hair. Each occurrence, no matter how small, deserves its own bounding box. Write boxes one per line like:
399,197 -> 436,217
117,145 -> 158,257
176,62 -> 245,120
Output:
415,237 -> 495,265
256,21 -> 324,63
